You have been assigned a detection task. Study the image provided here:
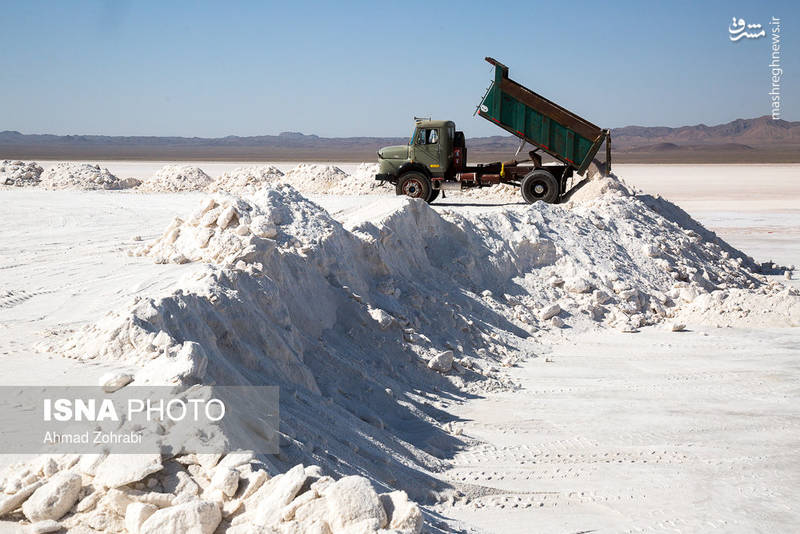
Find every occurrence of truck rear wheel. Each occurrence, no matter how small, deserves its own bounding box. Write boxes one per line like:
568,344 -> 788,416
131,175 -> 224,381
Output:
396,171 -> 433,202
521,169 -> 559,204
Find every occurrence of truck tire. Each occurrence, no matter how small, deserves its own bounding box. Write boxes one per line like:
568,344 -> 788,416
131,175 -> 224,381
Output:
521,169 -> 559,204
396,171 -> 433,202
428,189 -> 440,203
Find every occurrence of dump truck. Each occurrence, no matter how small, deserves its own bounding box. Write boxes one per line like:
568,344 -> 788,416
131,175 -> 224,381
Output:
375,57 -> 611,203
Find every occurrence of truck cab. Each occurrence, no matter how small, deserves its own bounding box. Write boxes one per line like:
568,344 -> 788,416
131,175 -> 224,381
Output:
408,120 -> 455,178
376,119 -> 466,202
376,121 -> 454,178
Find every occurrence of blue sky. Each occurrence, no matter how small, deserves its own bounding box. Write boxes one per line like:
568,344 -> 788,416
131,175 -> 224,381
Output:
0,0 -> 796,137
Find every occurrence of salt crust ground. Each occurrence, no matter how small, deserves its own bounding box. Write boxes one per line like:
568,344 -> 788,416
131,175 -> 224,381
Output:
434,324 -> 800,533
1,170 -> 798,533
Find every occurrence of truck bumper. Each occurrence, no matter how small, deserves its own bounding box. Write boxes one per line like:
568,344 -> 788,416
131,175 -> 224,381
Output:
375,173 -> 393,182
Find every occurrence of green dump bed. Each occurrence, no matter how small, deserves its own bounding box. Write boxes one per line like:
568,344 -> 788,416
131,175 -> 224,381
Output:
477,57 -> 607,174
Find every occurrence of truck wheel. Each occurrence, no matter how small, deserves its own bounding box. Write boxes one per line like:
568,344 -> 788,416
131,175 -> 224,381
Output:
521,169 -> 559,204
428,189 -> 440,203
396,171 -> 432,201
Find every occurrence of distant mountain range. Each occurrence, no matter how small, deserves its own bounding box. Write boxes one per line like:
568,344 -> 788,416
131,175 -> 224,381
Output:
1,116 -> 797,163
611,116 -> 799,163
613,115 -> 799,148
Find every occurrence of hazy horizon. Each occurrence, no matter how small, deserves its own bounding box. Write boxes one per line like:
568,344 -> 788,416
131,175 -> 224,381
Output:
1,114 -> 793,140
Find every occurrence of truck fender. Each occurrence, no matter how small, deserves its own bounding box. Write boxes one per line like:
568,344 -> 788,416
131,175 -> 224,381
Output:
397,162 -> 430,179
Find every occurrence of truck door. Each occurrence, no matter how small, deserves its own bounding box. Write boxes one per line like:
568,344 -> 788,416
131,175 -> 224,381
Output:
413,128 -> 441,175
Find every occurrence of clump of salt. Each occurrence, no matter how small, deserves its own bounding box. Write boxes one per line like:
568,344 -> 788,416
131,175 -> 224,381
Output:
0,454 -> 422,534
39,163 -> 125,190
206,165 -> 284,194
281,164 -> 349,194
139,165 -> 213,192
1,160 -> 43,186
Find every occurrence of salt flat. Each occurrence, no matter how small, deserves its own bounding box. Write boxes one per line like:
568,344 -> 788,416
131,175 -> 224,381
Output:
438,326 -> 800,533
618,164 -> 800,267
0,163 -> 798,533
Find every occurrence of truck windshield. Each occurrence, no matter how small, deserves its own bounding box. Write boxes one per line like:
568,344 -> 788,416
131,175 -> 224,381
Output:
410,127 -> 440,145
413,128 -> 439,145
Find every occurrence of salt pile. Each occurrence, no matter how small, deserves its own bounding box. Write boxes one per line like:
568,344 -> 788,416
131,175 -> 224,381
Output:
0,160 -> 43,186
281,163 -> 349,194
206,163 -> 388,196
566,172 -> 631,203
139,165 -> 213,192
26,174 -> 799,532
53,185 -> 521,503
39,163 -> 126,190
459,183 -> 520,203
338,163 -> 390,195
675,285 -> 800,328
207,165 -> 284,194
122,173 -> 798,336
0,454 -> 421,533
133,186 -> 340,265
46,176 -> 796,470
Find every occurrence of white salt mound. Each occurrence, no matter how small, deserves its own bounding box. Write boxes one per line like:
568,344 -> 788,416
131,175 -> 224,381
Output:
460,182 -> 520,203
675,285 -> 800,328
133,185 -> 338,265
28,174 -> 799,533
39,163 -> 124,190
566,173 -> 631,204
207,165 -> 284,193
44,176 -> 800,503
458,165 -> 593,204
139,165 -> 213,192
57,185 -> 521,501
1,160 -> 43,186
281,163 -> 349,194
338,163 -> 391,195
0,454 -> 422,534
450,170 -> 628,204
206,163 -> 385,196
